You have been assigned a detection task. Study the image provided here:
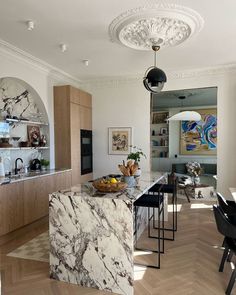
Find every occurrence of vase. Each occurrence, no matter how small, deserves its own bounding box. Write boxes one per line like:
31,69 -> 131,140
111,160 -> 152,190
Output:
193,176 -> 200,185
123,176 -> 136,188
134,168 -> 141,177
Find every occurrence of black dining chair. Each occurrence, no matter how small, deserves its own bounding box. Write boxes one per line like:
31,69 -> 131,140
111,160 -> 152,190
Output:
134,188 -> 165,269
213,205 -> 236,295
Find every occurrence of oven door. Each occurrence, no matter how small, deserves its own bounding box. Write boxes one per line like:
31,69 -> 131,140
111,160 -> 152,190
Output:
81,130 -> 93,175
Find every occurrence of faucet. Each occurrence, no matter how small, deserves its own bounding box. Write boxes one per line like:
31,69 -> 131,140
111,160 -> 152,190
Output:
15,158 -> 23,175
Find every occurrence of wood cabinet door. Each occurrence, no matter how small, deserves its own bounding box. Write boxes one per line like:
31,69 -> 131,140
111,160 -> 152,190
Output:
23,176 -> 53,225
79,90 -> 92,108
80,105 -> 92,130
0,182 -> 24,236
70,103 -> 81,185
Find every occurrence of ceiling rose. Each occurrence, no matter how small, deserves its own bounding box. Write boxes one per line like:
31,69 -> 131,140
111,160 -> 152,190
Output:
109,4 -> 204,50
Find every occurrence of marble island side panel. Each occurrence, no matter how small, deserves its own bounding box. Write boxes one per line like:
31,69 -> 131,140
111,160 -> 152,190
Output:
49,171 -> 165,295
49,192 -> 134,295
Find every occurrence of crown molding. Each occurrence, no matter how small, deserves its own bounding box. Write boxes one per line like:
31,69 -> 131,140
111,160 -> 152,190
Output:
82,63 -> 236,88
0,38 -> 81,87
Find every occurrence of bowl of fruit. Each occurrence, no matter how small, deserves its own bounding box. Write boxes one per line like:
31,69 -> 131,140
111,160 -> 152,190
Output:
92,177 -> 128,193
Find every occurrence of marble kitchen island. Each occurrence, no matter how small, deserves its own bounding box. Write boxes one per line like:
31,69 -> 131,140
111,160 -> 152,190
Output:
49,171 -> 165,295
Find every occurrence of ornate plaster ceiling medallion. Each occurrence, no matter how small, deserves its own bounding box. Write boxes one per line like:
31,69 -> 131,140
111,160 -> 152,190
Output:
109,4 -> 204,50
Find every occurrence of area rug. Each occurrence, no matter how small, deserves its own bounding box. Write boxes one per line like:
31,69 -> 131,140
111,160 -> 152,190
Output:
7,231 -> 49,262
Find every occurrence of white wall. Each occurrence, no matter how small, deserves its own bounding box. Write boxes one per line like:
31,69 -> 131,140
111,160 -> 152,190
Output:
88,79 -> 151,177
88,70 -> 236,199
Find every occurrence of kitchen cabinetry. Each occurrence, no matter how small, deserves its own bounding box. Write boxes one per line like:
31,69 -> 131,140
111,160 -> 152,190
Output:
54,85 -> 93,185
0,170 -> 72,236
0,182 -> 24,235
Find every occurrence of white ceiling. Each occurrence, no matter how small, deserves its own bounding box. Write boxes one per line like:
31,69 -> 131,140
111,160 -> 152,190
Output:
152,87 -> 217,110
0,0 -> 236,81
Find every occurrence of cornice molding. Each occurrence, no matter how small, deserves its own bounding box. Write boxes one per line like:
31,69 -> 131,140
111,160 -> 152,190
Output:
0,38 -> 81,87
82,63 -> 236,88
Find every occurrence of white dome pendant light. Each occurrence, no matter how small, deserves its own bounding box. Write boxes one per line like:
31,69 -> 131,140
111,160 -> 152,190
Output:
167,96 -> 201,121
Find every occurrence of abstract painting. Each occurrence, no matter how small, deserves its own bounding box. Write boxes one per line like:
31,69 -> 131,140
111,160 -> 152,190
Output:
108,127 -> 132,155
180,109 -> 217,155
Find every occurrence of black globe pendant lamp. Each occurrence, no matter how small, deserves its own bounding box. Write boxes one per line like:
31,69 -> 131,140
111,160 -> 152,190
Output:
143,45 -> 167,93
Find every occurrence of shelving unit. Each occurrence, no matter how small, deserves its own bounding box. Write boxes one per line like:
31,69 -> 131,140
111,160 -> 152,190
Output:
5,118 -> 48,126
0,147 -> 49,150
151,111 -> 169,158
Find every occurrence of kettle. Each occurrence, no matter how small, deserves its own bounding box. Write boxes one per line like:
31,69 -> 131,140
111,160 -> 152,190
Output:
30,159 -> 41,171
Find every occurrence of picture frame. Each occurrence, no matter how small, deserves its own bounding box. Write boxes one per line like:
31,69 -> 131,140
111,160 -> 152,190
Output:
152,112 -> 168,124
27,125 -> 41,147
180,108 -> 217,155
160,127 -> 168,135
108,127 -> 132,155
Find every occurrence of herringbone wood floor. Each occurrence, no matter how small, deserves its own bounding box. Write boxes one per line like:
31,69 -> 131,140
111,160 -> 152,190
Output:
0,198 -> 234,295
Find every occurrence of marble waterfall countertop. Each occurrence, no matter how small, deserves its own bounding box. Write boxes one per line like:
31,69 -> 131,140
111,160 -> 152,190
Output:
0,168 -> 71,185
49,171 -> 165,295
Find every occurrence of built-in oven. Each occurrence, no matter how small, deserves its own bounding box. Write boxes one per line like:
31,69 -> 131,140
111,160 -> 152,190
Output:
80,129 -> 93,175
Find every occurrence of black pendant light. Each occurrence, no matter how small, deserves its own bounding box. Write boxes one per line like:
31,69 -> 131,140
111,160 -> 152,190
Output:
143,45 -> 167,93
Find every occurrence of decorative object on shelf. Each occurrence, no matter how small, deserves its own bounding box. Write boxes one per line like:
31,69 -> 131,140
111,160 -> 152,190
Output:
167,95 -> 201,121
27,125 -> 40,147
19,141 -> 30,147
180,108 -> 217,155
108,127 -> 132,155
160,127 -> 168,135
40,159 -> 50,171
143,45 -> 167,93
40,135 -> 47,147
92,178 -> 127,193
152,111 -> 168,124
0,138 -> 12,148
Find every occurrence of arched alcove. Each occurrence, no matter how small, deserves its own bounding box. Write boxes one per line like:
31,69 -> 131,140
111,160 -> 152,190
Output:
0,77 -> 50,172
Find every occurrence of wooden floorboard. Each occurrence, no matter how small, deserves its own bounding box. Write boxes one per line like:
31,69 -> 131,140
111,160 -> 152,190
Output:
0,198 -> 234,295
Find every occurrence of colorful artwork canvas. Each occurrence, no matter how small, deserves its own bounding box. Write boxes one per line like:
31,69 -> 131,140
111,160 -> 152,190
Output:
180,109 -> 217,155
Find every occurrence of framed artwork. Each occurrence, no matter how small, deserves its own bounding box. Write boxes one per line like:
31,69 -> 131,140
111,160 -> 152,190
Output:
152,112 -> 168,124
108,127 -> 132,155
180,108 -> 217,155
27,125 -> 41,147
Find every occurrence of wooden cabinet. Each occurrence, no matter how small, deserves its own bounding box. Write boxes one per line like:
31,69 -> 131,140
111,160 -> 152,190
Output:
0,182 -> 24,236
0,170 -> 72,236
54,85 -> 93,185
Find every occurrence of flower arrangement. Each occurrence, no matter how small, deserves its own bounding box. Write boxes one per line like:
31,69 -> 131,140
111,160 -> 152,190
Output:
186,162 -> 202,177
127,146 -> 146,164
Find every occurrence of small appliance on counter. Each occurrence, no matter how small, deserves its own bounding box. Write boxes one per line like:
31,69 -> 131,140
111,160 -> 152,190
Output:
30,159 -> 41,171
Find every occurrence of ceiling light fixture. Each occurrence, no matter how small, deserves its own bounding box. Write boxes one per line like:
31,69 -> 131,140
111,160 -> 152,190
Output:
143,45 -> 167,93
27,21 -> 34,31
167,96 -> 201,121
60,44 -> 67,52
83,59 -> 89,66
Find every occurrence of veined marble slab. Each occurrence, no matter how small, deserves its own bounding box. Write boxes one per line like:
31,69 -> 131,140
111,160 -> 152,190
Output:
49,171 -> 165,295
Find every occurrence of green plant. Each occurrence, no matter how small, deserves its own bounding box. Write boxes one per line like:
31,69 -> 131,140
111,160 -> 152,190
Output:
40,159 -> 50,167
127,146 -> 146,163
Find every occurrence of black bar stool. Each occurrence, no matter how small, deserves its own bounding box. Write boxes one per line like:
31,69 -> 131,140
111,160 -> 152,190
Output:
148,173 -> 178,241
134,189 -> 164,269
